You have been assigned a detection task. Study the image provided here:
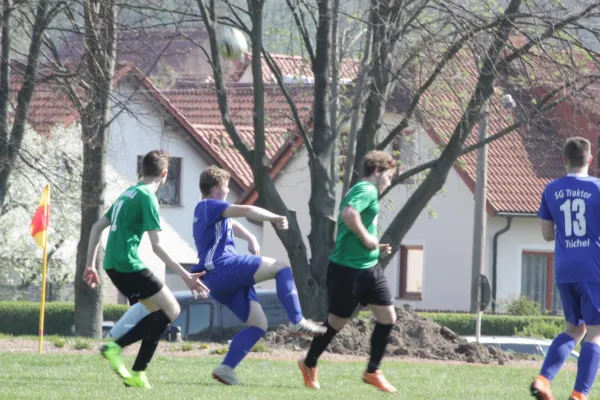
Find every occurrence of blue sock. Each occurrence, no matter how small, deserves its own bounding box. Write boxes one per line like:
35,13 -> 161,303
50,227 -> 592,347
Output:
574,342 -> 600,395
276,267 -> 303,325
540,332 -> 577,381
222,326 -> 265,369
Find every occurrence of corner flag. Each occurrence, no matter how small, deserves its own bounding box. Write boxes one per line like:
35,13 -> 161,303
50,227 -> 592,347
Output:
30,184 -> 50,354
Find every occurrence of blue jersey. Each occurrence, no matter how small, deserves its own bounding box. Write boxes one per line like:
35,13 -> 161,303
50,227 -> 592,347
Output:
192,199 -> 238,271
538,174 -> 600,283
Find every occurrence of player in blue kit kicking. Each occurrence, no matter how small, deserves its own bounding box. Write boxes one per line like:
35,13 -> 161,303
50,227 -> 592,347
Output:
191,165 -> 326,385
531,137 -> 600,400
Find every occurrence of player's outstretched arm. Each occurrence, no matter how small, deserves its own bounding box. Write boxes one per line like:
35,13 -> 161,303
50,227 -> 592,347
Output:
341,206 -> 379,250
231,220 -> 260,255
222,205 -> 288,230
147,230 -> 210,298
83,216 -> 111,288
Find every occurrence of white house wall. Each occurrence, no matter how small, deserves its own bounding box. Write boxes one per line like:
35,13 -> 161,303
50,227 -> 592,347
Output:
488,216 -> 551,304
105,79 -> 262,292
257,114 -> 478,313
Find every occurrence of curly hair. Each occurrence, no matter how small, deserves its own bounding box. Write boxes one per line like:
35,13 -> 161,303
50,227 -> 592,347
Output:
362,150 -> 396,177
199,165 -> 231,196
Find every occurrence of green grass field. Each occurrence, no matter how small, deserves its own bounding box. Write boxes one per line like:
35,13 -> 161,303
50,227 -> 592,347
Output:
0,352 -> 586,400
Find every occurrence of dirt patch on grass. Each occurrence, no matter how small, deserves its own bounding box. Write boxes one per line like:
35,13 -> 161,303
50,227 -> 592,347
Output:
264,308 -> 515,365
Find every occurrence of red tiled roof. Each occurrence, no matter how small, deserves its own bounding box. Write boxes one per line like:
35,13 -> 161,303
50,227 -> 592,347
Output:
158,84 -> 313,192
419,44 -> 600,215
175,53 -> 360,85
162,84 -> 313,129
257,54 -> 360,83
193,124 -> 298,188
7,62 -> 136,135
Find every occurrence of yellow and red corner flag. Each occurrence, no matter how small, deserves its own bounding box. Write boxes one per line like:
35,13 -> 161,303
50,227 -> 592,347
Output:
30,184 -> 50,354
30,184 -> 50,248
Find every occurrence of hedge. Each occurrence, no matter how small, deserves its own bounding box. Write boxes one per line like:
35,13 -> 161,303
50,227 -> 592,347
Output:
418,312 -> 565,338
0,302 -> 568,338
0,302 -> 129,336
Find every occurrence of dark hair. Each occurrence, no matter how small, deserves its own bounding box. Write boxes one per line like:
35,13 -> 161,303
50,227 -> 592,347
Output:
563,137 -> 591,168
142,150 -> 169,177
200,165 -> 231,196
362,150 -> 396,177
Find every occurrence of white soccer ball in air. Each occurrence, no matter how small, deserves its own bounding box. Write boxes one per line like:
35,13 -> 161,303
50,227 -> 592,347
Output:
218,27 -> 248,60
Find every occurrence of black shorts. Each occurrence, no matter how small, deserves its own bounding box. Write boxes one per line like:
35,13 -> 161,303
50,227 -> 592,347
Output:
105,268 -> 164,304
327,261 -> 393,318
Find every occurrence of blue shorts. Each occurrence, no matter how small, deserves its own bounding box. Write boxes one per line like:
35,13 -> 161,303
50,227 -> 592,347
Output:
197,255 -> 262,322
558,282 -> 600,326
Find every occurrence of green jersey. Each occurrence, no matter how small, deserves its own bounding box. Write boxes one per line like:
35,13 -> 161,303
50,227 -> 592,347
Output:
104,182 -> 162,273
329,180 -> 380,269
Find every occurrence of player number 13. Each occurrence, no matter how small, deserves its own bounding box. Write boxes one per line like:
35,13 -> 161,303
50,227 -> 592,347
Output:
559,198 -> 586,237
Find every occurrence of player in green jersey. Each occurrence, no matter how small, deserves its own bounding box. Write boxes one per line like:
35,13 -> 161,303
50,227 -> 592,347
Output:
298,150 -> 398,392
83,150 -> 209,389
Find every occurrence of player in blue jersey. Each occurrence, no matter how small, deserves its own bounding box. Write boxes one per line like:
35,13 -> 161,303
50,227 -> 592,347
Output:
531,137 -> 600,400
192,165 -> 326,385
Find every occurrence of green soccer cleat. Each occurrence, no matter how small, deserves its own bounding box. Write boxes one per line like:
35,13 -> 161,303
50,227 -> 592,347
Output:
100,342 -> 131,380
124,371 -> 151,389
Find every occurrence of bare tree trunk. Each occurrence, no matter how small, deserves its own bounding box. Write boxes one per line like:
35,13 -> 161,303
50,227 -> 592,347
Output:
302,0 -> 335,321
350,0 -> 401,185
0,0 -> 50,215
0,0 -> 12,166
341,18 -> 372,196
74,0 -> 117,338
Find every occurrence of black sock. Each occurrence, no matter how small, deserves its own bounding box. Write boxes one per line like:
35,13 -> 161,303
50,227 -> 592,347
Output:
132,310 -> 171,371
367,323 -> 394,373
304,322 -> 338,368
115,310 -> 170,348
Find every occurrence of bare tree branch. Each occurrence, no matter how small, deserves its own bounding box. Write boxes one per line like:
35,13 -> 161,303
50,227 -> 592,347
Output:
196,0 -> 252,162
262,48 -> 315,160
285,0 -> 315,65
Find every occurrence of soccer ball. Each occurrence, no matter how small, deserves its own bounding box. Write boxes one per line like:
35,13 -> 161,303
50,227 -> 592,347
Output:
218,27 -> 248,60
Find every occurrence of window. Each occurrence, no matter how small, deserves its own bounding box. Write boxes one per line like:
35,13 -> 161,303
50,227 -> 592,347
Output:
137,156 -> 182,205
392,131 -> 416,182
521,251 -> 562,312
398,245 -> 423,300
187,303 -> 213,341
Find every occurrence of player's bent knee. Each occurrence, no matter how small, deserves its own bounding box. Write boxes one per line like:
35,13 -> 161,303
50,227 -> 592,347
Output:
274,261 -> 288,272
328,314 -> 348,332
584,325 -> 600,345
246,302 -> 268,331
169,302 -> 181,321
247,317 -> 268,331
566,322 -> 586,341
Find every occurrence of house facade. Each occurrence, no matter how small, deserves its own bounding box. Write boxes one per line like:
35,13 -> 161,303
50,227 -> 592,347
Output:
11,41 -> 599,313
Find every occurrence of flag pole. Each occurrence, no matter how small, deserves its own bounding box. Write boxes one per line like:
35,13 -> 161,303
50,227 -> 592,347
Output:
37,184 -> 50,354
38,229 -> 49,354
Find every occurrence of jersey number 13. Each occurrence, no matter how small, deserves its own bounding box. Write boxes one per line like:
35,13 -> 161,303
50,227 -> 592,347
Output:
559,198 -> 586,237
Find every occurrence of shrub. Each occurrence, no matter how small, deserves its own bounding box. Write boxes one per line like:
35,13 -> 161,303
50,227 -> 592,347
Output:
250,343 -> 270,353
181,343 -> 194,352
210,347 -> 229,355
514,319 -> 564,339
505,296 -> 546,316
51,338 -> 67,348
0,301 -> 129,336
71,339 -> 92,350
418,312 -> 565,337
